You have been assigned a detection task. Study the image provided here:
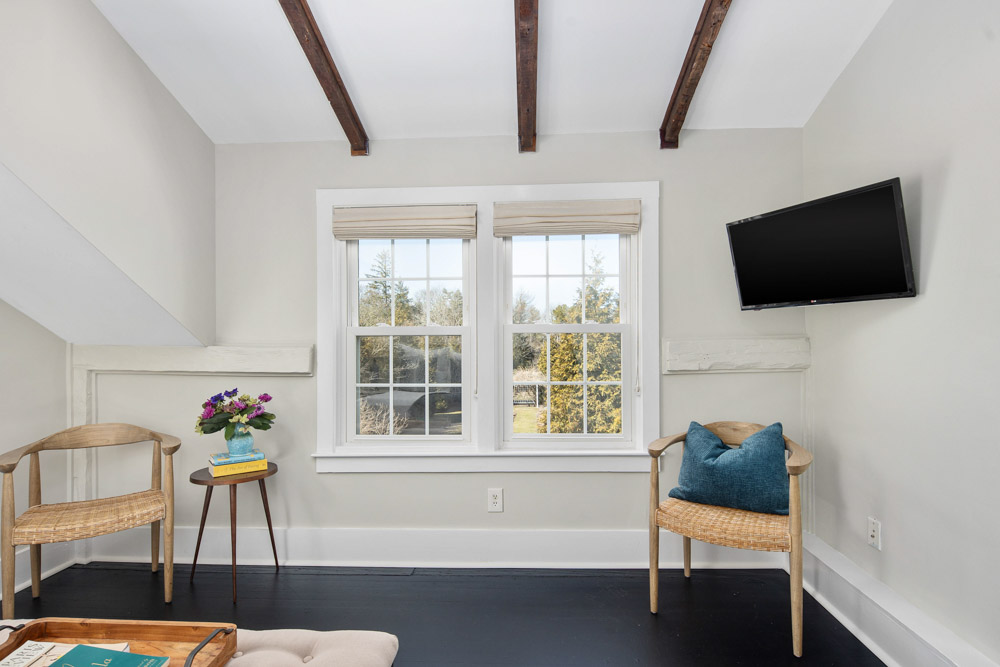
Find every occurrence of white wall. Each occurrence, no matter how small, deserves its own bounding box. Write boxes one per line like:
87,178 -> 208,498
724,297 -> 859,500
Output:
0,300 -> 72,590
0,0 -> 215,344
802,0 -> 1000,661
0,300 -> 69,506
83,130 -> 806,557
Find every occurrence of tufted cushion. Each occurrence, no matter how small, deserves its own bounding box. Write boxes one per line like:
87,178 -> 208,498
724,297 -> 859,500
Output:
228,628 -> 398,667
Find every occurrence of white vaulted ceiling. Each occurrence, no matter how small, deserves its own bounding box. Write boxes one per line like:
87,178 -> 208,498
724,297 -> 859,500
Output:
90,0 -> 893,145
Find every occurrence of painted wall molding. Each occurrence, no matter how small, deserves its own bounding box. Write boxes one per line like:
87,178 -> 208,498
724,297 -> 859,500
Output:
70,343 -> 313,426
662,336 -> 811,373
68,344 -> 313,561
800,534 -> 997,667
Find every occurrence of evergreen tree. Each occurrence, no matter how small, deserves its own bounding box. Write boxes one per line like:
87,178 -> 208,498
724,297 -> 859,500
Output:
539,255 -> 621,434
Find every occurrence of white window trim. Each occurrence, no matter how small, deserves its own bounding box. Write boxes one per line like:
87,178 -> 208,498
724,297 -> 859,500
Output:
316,182 -> 660,473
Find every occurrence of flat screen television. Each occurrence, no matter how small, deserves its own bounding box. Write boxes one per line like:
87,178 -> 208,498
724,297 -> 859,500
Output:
726,178 -> 915,310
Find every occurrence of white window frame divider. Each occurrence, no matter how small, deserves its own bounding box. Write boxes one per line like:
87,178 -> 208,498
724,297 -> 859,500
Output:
316,182 -> 660,473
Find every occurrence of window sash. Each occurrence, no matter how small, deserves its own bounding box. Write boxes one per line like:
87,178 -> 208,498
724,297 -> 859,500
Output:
346,240 -> 473,445
501,235 -> 634,449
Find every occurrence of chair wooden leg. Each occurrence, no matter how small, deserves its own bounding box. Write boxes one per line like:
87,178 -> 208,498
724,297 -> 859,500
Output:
150,521 -> 160,573
2,473 -> 15,619
683,536 -> 691,578
790,543 -> 803,657
0,540 -> 12,620
164,523 -> 174,604
30,545 -> 41,598
163,454 -> 174,604
649,456 -> 660,614
649,524 -> 659,613
28,454 -> 41,598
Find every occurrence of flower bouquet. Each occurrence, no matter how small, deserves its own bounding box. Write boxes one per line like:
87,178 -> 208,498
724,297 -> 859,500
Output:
195,388 -> 275,441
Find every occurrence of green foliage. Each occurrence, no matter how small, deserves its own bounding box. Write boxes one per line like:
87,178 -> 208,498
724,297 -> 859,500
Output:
428,286 -> 462,326
512,291 -> 543,373
537,255 -> 621,435
199,412 -> 232,435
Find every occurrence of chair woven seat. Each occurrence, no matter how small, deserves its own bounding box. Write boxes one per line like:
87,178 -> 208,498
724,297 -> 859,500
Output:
12,490 -> 165,545
655,497 -> 790,553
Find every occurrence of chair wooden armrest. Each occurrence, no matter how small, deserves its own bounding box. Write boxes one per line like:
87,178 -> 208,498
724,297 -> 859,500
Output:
648,432 -> 686,458
154,433 -> 182,456
0,446 -> 33,474
783,438 -> 813,476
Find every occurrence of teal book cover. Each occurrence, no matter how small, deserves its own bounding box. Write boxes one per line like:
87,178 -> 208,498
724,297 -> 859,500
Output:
208,448 -> 265,465
57,645 -> 169,667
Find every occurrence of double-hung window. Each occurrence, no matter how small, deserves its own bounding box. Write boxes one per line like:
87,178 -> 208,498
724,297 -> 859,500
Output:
333,204 -> 476,449
317,183 -> 659,472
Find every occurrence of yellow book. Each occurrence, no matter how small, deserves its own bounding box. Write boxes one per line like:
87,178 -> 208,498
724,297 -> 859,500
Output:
210,458 -> 268,477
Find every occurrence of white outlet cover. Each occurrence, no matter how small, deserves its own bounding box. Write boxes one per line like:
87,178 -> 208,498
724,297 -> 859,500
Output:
488,487 -> 503,513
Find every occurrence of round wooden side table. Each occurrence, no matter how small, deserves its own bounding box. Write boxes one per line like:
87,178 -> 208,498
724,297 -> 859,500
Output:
189,462 -> 279,603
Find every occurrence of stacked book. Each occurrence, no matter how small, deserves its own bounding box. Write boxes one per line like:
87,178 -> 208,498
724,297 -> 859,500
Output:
209,449 -> 267,477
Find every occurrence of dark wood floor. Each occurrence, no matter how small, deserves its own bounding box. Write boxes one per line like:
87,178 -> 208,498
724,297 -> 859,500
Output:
15,562 -> 882,666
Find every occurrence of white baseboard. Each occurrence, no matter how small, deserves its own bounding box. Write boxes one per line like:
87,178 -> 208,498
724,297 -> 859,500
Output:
86,525 -> 786,569
802,534 -> 996,667
0,542 -> 77,600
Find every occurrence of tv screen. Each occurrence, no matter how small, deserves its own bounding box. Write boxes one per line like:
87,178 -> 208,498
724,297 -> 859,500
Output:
726,178 -> 915,310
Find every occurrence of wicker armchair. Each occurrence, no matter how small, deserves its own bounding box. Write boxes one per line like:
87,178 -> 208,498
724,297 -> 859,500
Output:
0,424 -> 180,619
648,421 -> 813,657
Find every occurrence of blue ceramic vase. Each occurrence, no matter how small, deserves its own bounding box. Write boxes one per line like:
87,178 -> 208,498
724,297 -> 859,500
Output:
226,423 -> 254,456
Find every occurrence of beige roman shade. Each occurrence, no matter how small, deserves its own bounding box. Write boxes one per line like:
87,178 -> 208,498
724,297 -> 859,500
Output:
332,204 -> 477,240
492,199 -> 641,237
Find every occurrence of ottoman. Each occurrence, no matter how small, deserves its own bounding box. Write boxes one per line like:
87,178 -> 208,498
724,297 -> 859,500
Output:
228,628 -> 398,667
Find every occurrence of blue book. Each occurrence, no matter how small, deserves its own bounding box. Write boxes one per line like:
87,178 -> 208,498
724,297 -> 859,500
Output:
57,645 -> 169,666
208,449 -> 265,465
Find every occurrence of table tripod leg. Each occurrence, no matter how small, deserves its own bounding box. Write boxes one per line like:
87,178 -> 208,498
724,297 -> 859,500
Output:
190,486 -> 213,581
259,479 -> 279,571
230,485 -> 237,603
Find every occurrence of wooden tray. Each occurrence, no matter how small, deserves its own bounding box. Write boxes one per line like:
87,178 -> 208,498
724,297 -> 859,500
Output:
0,618 -> 237,666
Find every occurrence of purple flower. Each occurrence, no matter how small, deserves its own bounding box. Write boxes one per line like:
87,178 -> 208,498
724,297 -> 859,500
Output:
201,407 -> 215,420
233,400 -> 247,411
210,393 -> 224,404
224,388 -> 239,398
249,404 -> 265,419
258,393 -> 273,403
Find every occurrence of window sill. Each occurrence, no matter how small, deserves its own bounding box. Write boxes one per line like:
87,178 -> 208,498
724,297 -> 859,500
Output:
313,450 -> 651,473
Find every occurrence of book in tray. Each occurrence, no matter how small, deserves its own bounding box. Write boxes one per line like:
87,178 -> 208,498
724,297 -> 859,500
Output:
0,640 -> 128,667
209,457 -> 268,477
208,449 -> 265,466
41,644 -> 168,667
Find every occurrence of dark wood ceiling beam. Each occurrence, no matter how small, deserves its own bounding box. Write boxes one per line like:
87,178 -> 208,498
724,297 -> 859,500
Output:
659,0 -> 731,149
279,0 -> 369,156
515,0 -> 539,153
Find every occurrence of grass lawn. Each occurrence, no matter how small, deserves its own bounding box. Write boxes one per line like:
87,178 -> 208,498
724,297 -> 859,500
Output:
512,406 -> 539,433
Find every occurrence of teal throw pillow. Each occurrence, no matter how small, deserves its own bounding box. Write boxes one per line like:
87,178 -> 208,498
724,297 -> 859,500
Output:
668,421 -> 789,515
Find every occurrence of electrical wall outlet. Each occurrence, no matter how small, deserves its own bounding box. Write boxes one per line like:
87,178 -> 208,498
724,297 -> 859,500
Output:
488,487 -> 503,513
867,516 -> 882,550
